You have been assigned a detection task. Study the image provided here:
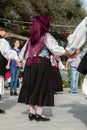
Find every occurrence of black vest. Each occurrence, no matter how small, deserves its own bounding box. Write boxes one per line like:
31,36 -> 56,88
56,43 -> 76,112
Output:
77,52 -> 87,75
0,51 -> 8,76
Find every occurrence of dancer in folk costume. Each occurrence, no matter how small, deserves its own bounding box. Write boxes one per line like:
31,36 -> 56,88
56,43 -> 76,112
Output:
66,16 -> 87,95
18,15 -> 74,121
66,17 -> 87,54
77,52 -> 87,96
0,27 -> 21,113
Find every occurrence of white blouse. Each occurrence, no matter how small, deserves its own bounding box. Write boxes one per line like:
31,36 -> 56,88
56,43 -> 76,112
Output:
19,33 -> 66,61
45,33 -> 65,56
0,38 -> 19,61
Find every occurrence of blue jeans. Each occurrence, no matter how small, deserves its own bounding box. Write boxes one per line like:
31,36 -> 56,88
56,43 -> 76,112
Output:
10,67 -> 20,92
70,67 -> 79,93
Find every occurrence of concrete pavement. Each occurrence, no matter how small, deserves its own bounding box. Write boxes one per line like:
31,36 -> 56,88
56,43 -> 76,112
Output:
0,89 -> 87,130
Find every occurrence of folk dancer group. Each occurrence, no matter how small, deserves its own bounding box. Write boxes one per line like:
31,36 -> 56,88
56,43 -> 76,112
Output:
0,16 -> 87,121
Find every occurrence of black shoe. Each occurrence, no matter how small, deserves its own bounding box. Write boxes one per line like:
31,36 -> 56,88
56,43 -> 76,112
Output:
10,92 -> 14,96
0,109 -> 5,114
35,114 -> 50,121
14,92 -> 18,96
28,113 -> 36,121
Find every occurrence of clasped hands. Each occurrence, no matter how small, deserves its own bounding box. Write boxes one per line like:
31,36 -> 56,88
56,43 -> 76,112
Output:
64,50 -> 77,58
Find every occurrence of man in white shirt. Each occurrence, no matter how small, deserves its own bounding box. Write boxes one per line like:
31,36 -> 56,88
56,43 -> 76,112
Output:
0,27 -> 21,113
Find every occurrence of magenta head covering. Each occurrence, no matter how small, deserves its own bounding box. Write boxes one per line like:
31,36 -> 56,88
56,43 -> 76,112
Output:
24,15 -> 50,66
36,15 -> 50,31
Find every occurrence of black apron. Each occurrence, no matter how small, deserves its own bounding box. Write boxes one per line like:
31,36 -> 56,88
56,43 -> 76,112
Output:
0,51 -> 8,76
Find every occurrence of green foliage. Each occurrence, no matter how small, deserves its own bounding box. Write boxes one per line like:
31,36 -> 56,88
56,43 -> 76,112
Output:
30,0 -> 86,24
59,0 -> 85,19
62,80 -> 70,88
0,0 -> 86,34
0,0 -> 86,22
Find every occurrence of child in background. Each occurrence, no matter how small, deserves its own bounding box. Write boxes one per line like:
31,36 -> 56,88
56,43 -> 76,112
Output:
65,49 -> 81,94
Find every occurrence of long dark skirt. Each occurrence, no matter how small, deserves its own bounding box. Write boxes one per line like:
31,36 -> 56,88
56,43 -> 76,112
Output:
18,57 -> 54,106
52,66 -> 63,93
77,52 -> 87,75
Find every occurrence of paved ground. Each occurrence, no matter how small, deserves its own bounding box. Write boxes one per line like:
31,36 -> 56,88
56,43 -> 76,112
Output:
0,89 -> 87,130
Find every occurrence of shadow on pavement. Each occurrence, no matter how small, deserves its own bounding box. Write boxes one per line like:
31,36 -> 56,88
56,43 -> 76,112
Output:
60,101 -> 87,127
0,94 -> 17,110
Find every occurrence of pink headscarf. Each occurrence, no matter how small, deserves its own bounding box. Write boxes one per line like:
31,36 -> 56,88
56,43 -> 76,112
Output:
25,16 -> 50,66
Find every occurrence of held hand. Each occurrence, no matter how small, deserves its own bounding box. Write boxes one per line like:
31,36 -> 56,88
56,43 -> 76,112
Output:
16,61 -> 22,68
65,67 -> 68,71
72,51 -> 78,58
64,51 -> 74,58
6,65 -> 10,70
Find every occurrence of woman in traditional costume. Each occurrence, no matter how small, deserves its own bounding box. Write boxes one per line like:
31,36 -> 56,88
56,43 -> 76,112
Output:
18,15 -> 73,121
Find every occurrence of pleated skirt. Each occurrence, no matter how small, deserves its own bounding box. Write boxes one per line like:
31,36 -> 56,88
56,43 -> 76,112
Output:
18,57 -> 54,106
52,66 -> 63,92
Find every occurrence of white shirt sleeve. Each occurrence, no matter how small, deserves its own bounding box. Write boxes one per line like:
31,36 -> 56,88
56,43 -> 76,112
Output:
66,17 -> 87,54
0,38 -> 19,61
45,33 -> 65,56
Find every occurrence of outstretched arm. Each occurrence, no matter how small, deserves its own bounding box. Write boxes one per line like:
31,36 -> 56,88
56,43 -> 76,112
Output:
0,39 -> 21,67
45,33 -> 73,58
1,39 -> 20,61
66,17 -> 87,54
65,60 -> 69,71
